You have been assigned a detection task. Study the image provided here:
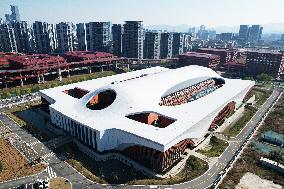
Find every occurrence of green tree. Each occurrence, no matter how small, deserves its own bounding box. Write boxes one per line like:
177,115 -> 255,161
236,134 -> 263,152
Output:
243,76 -> 254,81
3,91 -> 12,99
15,88 -> 21,96
186,155 -> 202,170
256,73 -> 273,82
32,86 -> 40,93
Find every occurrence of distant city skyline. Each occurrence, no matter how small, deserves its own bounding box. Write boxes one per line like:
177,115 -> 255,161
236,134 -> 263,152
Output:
1,0 -> 284,30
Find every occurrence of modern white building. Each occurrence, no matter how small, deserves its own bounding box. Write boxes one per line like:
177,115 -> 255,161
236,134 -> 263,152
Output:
40,66 -> 254,171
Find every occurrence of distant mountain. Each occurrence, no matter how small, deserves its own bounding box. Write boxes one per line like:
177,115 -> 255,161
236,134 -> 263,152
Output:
145,24 -> 190,32
145,23 -> 284,34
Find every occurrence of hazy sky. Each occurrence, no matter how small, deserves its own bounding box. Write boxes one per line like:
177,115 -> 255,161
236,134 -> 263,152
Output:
0,0 -> 284,27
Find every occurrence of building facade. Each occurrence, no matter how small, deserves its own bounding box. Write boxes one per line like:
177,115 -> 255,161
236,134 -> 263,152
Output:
56,22 -> 77,53
0,24 -> 17,52
76,23 -> 87,51
248,25 -> 263,43
238,25 -> 250,42
11,21 -> 33,53
179,52 -> 220,69
160,32 -> 173,59
246,50 -> 284,78
172,33 -> 184,57
112,24 -> 122,57
5,5 -> 20,23
197,48 -> 237,65
85,22 -> 111,52
122,21 -> 144,59
33,21 -> 57,54
144,31 -> 161,59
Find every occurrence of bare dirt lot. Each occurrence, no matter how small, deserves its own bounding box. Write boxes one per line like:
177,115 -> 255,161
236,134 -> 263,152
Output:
49,177 -> 71,189
0,139 -> 46,181
235,172 -> 282,189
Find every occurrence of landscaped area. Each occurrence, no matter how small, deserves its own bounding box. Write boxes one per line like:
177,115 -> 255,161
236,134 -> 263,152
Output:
56,142 -> 209,185
130,155 -> 209,185
223,89 -> 271,137
0,139 -> 46,182
219,96 -> 284,189
49,177 -> 71,189
0,71 -> 115,99
224,105 -> 257,137
55,142 -> 147,184
198,136 -> 229,157
4,100 -> 53,141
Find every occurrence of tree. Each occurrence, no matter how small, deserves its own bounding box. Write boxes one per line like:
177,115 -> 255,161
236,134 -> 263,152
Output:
269,151 -> 283,162
256,73 -> 273,82
243,76 -> 254,81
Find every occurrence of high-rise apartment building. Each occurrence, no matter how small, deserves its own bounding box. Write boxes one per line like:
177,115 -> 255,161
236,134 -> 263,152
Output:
172,33 -> 184,57
160,32 -> 173,59
76,23 -> 87,51
10,5 -> 20,22
86,22 -> 111,52
183,34 -> 191,52
219,33 -> 234,41
238,25 -> 263,43
238,25 -> 250,42
281,34 -> 284,41
122,21 -> 144,59
5,5 -> 21,23
0,24 -> 17,52
112,24 -> 122,57
11,21 -> 33,53
56,22 -> 77,53
33,21 -> 56,54
144,31 -> 161,59
248,25 -> 263,43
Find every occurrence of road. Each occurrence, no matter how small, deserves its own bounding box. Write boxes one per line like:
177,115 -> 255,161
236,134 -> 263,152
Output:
0,88 -> 282,189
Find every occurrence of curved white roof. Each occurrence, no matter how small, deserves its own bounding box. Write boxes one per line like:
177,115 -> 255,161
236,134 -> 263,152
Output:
40,66 -> 254,152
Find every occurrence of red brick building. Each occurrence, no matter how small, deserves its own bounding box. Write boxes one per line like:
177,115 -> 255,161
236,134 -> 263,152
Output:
1,54 -> 68,88
178,52 -> 220,69
8,54 -> 67,70
245,50 -> 284,78
62,51 -> 116,63
197,48 -> 237,65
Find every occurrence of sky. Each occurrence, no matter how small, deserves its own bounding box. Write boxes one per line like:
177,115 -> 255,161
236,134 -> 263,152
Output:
0,0 -> 284,28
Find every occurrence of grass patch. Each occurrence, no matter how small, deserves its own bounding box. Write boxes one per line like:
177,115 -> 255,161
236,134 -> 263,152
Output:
224,89 -> 271,137
49,177 -> 71,189
253,90 -> 271,108
130,155 -> 209,185
56,142 -> 147,184
198,136 -> 229,157
67,159 -> 107,184
225,106 -> 257,137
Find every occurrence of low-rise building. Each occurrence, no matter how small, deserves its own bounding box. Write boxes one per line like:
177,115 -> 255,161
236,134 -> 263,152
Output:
197,48 -> 237,65
178,52 -> 220,69
245,50 -> 284,78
